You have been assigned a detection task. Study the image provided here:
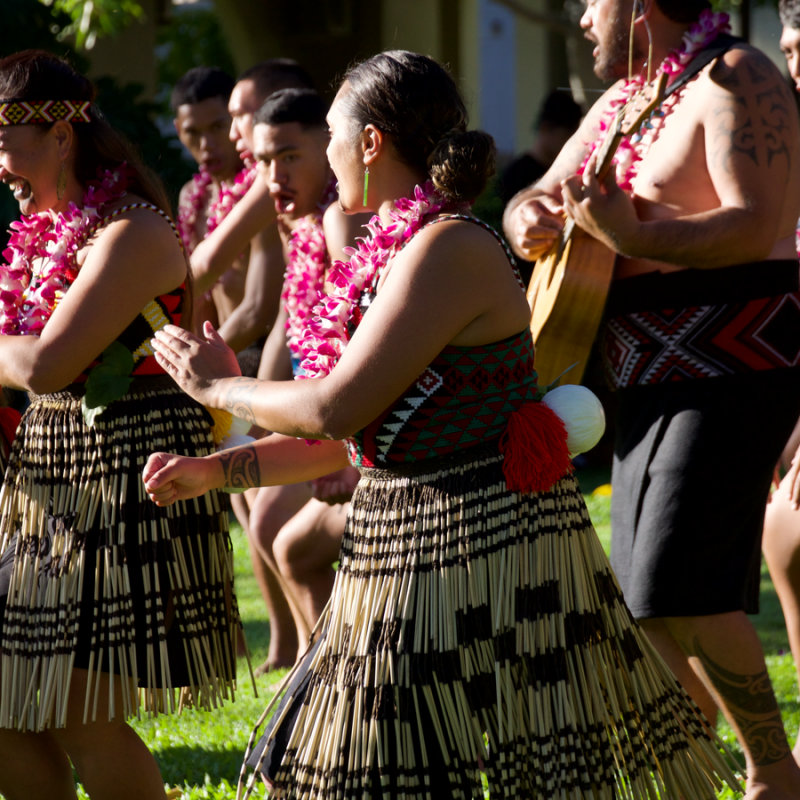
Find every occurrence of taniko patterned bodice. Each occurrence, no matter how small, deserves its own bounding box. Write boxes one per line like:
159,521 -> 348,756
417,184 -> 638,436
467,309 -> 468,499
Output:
346,215 -> 538,468
72,203 -> 185,383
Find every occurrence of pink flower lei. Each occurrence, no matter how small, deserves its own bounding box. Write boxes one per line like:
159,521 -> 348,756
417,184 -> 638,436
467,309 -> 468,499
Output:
580,9 -> 731,193
298,181 -> 457,380
176,162 -> 258,255
281,177 -> 339,360
0,164 -> 132,336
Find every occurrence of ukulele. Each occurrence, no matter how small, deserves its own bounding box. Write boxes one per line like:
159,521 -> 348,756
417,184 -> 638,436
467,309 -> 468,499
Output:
526,72 -> 668,387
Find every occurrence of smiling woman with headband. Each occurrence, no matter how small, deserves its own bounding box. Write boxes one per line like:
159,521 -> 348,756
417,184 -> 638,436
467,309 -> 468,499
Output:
0,50 -> 247,800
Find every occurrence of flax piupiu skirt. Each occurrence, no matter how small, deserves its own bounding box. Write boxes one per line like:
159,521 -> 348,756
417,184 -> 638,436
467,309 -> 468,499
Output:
0,377 -> 243,731
242,441 -> 740,800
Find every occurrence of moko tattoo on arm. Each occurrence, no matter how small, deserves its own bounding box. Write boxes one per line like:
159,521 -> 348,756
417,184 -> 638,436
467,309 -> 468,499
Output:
218,445 -> 261,490
223,377 -> 258,424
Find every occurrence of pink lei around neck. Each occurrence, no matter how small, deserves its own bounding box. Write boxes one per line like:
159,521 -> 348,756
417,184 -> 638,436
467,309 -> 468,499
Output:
297,181 -> 459,381
177,162 -> 257,255
580,10 -> 731,193
0,164 -> 132,336
281,177 -> 339,360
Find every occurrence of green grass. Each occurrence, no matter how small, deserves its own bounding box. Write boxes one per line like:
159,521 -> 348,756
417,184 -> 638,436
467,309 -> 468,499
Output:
70,496 -> 798,798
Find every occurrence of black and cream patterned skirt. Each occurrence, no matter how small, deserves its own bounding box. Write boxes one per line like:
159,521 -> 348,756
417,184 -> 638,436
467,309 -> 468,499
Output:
0,377 -> 245,731
242,442 -> 740,800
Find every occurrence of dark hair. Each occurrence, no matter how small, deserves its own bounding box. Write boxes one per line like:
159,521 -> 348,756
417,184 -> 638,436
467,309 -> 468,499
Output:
339,51 -> 495,203
654,0 -> 711,23
0,50 -> 171,215
781,0 -> 800,30
170,66 -> 235,112
253,88 -> 327,130
238,59 -> 315,100
537,90 -> 582,132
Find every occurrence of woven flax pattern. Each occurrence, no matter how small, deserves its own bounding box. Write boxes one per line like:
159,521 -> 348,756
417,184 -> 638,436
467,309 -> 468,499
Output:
251,453 -> 739,800
0,384 -> 242,731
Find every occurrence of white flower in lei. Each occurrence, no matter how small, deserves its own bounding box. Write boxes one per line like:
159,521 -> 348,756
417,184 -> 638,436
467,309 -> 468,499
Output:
297,181 -> 454,380
0,165 -> 131,336
579,9 -> 731,192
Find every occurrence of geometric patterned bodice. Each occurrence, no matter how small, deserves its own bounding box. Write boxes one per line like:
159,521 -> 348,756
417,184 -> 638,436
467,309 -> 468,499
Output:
346,214 -> 538,468
72,284 -> 184,383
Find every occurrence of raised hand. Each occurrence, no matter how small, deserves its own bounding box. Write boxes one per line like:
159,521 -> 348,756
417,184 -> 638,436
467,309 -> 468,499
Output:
152,321 -> 241,407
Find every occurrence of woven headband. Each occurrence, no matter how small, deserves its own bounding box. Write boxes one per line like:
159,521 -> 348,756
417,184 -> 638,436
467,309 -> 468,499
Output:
0,99 -> 91,126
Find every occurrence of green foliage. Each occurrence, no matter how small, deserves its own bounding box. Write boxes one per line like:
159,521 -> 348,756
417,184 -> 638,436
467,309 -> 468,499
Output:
155,6 -> 237,116
37,0 -> 145,51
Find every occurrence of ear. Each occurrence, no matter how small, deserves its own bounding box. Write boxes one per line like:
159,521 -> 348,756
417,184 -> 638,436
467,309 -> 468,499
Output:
361,124 -> 385,166
51,120 -> 74,161
636,0 -> 655,22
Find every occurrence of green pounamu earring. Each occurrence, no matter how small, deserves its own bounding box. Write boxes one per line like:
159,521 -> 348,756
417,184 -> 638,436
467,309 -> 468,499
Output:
363,166 -> 369,207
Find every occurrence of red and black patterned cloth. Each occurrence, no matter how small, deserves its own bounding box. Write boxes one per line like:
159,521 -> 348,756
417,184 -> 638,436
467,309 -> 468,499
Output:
602,259 -> 800,388
348,330 -> 537,468
72,284 -> 184,383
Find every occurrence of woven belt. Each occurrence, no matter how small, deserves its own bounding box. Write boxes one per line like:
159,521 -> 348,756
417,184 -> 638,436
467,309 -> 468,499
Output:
357,437 -> 502,480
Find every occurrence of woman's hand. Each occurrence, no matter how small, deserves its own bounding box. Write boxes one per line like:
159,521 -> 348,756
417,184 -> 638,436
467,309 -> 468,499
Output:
143,452 -> 221,506
152,321 -> 241,407
561,151 -> 641,256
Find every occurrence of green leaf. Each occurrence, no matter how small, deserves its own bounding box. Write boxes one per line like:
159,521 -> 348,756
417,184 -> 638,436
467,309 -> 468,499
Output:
101,340 -> 135,376
81,343 -> 135,426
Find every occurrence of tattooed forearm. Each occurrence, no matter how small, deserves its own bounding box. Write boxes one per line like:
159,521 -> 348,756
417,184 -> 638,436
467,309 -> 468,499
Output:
223,377 -> 258,424
217,445 -> 261,490
692,637 -> 790,767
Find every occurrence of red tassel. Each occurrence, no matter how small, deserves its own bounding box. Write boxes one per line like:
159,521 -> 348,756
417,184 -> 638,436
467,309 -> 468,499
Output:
498,402 -> 573,494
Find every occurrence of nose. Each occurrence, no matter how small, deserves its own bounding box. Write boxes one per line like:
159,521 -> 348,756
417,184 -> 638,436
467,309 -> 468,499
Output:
229,118 -> 239,143
580,4 -> 591,29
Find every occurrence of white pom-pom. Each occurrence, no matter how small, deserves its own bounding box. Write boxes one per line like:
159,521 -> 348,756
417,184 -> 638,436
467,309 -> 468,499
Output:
229,416 -> 253,437
217,434 -> 257,493
541,385 -> 605,458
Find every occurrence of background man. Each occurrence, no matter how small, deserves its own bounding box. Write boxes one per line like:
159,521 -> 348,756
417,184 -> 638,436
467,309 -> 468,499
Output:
504,1 -> 800,797
497,89 -> 582,207
190,59 -> 316,355
172,66 -> 247,333
234,89 -> 365,671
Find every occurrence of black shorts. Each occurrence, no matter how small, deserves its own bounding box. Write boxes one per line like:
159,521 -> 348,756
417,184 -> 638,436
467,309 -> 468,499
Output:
610,367 -> 800,618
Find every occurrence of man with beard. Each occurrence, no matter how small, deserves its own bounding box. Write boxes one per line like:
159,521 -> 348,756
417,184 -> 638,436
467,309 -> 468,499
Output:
504,1 -> 800,796
190,60 -> 315,355
172,67 -> 248,333
236,89 -> 366,671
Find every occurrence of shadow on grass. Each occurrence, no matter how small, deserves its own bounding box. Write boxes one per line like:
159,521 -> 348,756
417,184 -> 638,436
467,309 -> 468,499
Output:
155,745 -> 245,786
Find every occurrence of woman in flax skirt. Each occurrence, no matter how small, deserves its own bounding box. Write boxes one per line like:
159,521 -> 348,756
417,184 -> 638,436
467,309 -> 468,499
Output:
0,51 -> 243,800
144,51 -> 740,799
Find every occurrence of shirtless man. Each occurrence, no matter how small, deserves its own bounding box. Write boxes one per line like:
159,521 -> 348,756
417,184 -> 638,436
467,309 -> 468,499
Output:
232,89 -> 365,671
172,67 -> 245,333
191,59 -> 315,354
504,2 -> 800,797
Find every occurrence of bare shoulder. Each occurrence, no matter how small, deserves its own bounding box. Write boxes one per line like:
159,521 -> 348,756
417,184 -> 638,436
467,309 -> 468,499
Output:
403,215 -> 510,276
706,43 -> 789,97
82,195 -> 185,285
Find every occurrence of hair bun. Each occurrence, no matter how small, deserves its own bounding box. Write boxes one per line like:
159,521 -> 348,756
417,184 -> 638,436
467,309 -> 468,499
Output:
428,130 -> 496,203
